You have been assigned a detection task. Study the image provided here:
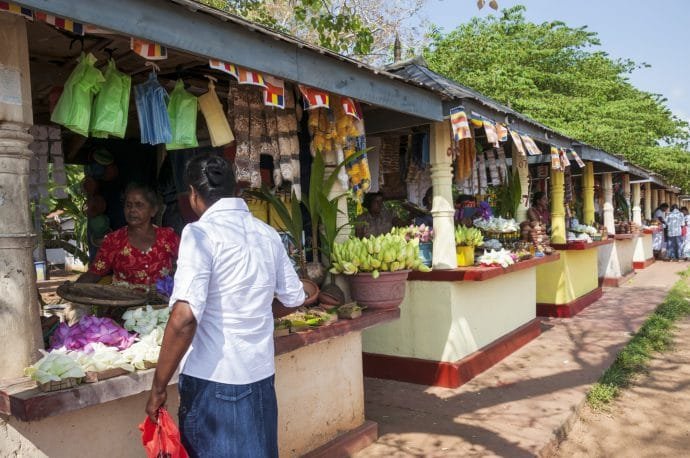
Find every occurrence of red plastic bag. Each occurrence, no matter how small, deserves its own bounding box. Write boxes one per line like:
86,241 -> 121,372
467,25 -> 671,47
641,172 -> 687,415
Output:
139,408 -> 189,458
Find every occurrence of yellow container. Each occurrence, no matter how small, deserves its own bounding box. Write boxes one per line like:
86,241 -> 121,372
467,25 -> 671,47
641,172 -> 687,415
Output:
456,245 -> 475,267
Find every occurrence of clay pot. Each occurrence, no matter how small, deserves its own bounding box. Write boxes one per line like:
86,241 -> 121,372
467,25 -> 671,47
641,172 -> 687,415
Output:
348,270 -> 410,310
304,261 -> 326,287
300,278 -> 320,306
318,283 -> 345,306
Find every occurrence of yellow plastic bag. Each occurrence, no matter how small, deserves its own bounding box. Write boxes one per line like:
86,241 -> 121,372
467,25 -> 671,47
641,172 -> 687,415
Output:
198,80 -> 233,147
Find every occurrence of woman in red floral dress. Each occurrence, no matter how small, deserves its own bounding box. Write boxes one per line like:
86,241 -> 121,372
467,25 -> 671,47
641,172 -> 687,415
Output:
78,184 -> 180,290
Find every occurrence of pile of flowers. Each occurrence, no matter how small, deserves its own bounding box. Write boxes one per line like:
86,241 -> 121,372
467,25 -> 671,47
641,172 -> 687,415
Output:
49,316 -> 136,351
571,224 -> 598,236
478,248 -> 517,268
473,216 -> 520,233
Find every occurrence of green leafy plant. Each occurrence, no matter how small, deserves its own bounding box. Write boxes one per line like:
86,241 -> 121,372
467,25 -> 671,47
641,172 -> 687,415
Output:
494,169 -> 522,219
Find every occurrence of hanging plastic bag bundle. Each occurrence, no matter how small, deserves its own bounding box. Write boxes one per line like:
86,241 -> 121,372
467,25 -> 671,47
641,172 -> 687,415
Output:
166,79 -> 199,150
90,59 -> 131,139
135,71 -> 172,145
198,77 -> 234,147
51,53 -> 105,137
139,408 -> 189,458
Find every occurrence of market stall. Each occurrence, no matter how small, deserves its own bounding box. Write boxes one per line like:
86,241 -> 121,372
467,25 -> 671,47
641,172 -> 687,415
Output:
0,2 -> 445,456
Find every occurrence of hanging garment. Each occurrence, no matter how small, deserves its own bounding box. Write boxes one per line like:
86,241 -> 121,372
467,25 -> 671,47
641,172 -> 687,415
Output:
496,147 -> 509,183
198,79 -> 233,148
166,80 -> 198,150
134,71 -> 172,145
485,149 -> 500,186
478,150 -> 488,193
91,59 -> 131,139
51,53 -> 105,137
227,84 -> 260,187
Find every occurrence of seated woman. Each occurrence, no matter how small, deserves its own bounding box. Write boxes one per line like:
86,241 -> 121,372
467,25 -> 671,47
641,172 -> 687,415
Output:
527,191 -> 551,228
78,183 -> 180,291
355,192 -> 397,238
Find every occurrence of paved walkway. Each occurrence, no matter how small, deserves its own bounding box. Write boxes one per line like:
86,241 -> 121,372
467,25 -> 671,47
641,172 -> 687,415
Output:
355,261 -> 688,457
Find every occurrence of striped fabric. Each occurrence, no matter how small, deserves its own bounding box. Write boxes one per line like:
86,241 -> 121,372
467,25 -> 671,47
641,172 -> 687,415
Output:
0,2 -> 33,20
35,11 -> 83,34
130,38 -> 167,60
298,85 -> 330,110
342,97 -> 360,119
262,75 -> 285,108
558,147 -> 571,168
483,120 -> 499,146
209,59 -> 238,78
237,68 -> 266,87
569,148 -> 586,168
550,146 -> 562,170
449,107 -> 471,140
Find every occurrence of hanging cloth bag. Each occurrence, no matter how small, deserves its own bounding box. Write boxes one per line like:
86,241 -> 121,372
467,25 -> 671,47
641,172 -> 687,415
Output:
198,78 -> 234,147
166,79 -> 199,150
135,71 -> 172,145
91,59 -> 131,139
51,53 -> 105,137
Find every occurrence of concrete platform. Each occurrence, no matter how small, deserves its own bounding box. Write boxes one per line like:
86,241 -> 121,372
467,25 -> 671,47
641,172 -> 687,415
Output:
356,261 -> 688,457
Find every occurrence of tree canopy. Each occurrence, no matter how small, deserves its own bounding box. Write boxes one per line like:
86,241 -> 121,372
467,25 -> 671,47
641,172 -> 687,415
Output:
424,5 -> 689,190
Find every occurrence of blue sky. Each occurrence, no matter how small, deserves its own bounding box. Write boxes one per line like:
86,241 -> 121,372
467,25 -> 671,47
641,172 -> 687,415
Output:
421,0 -> 690,125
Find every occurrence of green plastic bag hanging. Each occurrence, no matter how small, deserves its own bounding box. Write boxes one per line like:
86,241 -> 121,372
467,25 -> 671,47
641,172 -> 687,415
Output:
91,59 -> 131,139
51,53 -> 105,137
166,79 -> 198,150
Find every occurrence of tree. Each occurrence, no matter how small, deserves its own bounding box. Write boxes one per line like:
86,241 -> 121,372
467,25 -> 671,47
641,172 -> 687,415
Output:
423,5 -> 690,190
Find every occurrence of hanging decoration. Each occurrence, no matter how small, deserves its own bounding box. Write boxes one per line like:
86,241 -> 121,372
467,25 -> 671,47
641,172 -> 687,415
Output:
263,75 -> 285,109
35,11 -> 83,34
478,150 -> 488,193
569,148 -> 586,168
208,59 -> 238,78
449,107 -> 471,141
341,97 -> 361,120
483,120 -> 499,147
198,75 -> 234,148
51,52 -> 105,137
454,138 -> 476,186
520,134 -> 541,156
558,147 -> 571,169
299,85 -> 330,110
90,59 -> 131,139
509,129 -> 526,156
236,67 -> 266,87
0,2 -> 33,20
166,79 -> 199,150
496,146 -> 509,182
549,146 -> 562,170
496,123 -> 509,143
134,67 -> 172,145
130,38 -> 168,60
485,149 -> 500,186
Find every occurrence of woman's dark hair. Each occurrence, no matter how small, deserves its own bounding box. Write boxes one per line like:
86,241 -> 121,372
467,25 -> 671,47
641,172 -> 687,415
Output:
363,192 -> 383,211
184,153 -> 235,205
671,204 -> 679,211
532,191 -> 546,206
124,182 -> 160,210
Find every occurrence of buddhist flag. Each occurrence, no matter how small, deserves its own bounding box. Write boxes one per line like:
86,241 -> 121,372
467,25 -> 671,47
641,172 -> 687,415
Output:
342,97 -> 360,119
0,2 -> 32,20
483,120 -> 499,146
35,12 -> 84,34
237,67 -> 266,87
299,85 -> 330,110
496,123 -> 509,142
569,148 -> 585,168
550,146 -> 562,170
449,107 -> 471,141
263,75 -> 285,109
130,38 -> 167,60
509,129 -> 526,156
558,148 -> 571,169
520,134 -> 541,156
209,59 -> 238,78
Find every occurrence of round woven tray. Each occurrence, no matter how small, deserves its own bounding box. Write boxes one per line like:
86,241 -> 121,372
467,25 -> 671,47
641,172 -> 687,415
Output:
56,282 -> 148,307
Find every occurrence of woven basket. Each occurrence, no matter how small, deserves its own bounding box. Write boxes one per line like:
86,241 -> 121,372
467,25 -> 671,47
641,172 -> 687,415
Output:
38,377 -> 82,392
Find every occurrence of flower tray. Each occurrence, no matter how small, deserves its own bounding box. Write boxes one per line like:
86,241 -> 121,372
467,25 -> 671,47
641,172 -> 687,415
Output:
38,377 -> 82,392
84,368 -> 130,384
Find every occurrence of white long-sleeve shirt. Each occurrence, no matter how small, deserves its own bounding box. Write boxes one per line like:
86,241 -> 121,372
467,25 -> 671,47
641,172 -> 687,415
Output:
170,198 -> 305,384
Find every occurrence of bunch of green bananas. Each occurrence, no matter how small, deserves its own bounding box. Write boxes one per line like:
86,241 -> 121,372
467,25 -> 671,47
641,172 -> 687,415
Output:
330,233 -> 431,278
455,225 -> 484,247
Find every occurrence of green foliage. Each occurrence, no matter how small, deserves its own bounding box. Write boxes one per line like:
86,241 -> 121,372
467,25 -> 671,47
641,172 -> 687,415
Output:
587,269 -> 690,409
424,5 -> 690,190
494,168 -> 521,219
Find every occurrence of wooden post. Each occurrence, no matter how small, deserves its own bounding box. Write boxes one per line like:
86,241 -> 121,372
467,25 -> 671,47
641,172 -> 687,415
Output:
429,121 -> 457,269
644,182 -> 652,220
602,173 -> 615,234
632,182 -> 642,226
582,162 -> 595,225
512,143 -> 529,222
622,174 -> 631,220
0,14 -> 43,377
651,187 -> 659,214
550,168 -> 566,244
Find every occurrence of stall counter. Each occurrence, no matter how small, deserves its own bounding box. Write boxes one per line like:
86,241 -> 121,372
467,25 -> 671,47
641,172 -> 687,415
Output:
633,229 -> 658,269
598,234 -> 638,287
0,309 -> 398,458
362,255 -> 559,388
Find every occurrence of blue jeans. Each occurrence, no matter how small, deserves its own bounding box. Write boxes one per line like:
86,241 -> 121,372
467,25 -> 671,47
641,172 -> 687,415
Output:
178,374 -> 278,458
667,236 -> 682,260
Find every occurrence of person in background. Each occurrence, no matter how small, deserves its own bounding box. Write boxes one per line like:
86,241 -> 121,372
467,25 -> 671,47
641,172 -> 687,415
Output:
454,194 -> 478,226
653,203 -> 669,259
665,204 -> 685,261
146,154 -> 304,457
356,192 -> 397,237
681,207 -> 690,261
527,191 -> 551,228
414,187 -> 434,227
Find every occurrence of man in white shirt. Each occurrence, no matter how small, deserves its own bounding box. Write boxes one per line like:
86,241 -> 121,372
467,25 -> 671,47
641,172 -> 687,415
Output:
146,154 -> 304,457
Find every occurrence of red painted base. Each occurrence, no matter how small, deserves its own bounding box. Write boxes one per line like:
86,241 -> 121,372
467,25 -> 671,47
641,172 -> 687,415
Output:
633,257 -> 655,270
600,270 -> 636,288
536,287 -> 603,318
303,420 -> 378,458
362,318 -> 541,389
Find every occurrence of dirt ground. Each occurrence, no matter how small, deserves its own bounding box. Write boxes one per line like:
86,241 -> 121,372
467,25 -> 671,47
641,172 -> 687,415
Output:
554,317 -> 690,458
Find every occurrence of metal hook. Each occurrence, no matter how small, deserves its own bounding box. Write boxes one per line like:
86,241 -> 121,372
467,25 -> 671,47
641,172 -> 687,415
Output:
104,47 -> 116,61
69,36 -> 85,53
144,61 -> 161,73
203,74 -> 218,83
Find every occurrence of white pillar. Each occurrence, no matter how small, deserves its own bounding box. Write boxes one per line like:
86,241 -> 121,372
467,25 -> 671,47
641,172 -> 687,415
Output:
0,13 -> 43,377
602,173 -> 615,234
622,174 -> 631,220
651,187 -> 659,214
512,143 -> 529,222
429,121 -> 457,269
632,182 -> 642,226
644,182 -> 652,220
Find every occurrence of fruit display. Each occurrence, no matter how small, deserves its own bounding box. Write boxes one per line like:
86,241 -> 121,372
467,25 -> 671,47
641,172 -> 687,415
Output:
329,233 -> 431,279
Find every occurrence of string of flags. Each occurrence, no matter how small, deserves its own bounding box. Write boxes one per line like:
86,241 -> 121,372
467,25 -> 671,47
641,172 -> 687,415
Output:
130,38 -> 167,60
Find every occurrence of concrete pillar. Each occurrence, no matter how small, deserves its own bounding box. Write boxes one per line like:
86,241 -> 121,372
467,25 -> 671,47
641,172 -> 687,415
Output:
429,121 -> 456,269
622,174 -> 631,220
602,173 -> 615,234
511,143 -> 529,222
632,182 -> 642,226
644,182 -> 652,220
658,189 -> 665,207
550,168 -> 566,244
651,187 -> 658,214
582,162 -> 595,225
0,14 -> 43,377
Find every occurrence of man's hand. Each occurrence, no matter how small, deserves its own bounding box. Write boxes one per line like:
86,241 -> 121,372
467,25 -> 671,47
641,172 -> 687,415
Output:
145,388 -> 167,422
